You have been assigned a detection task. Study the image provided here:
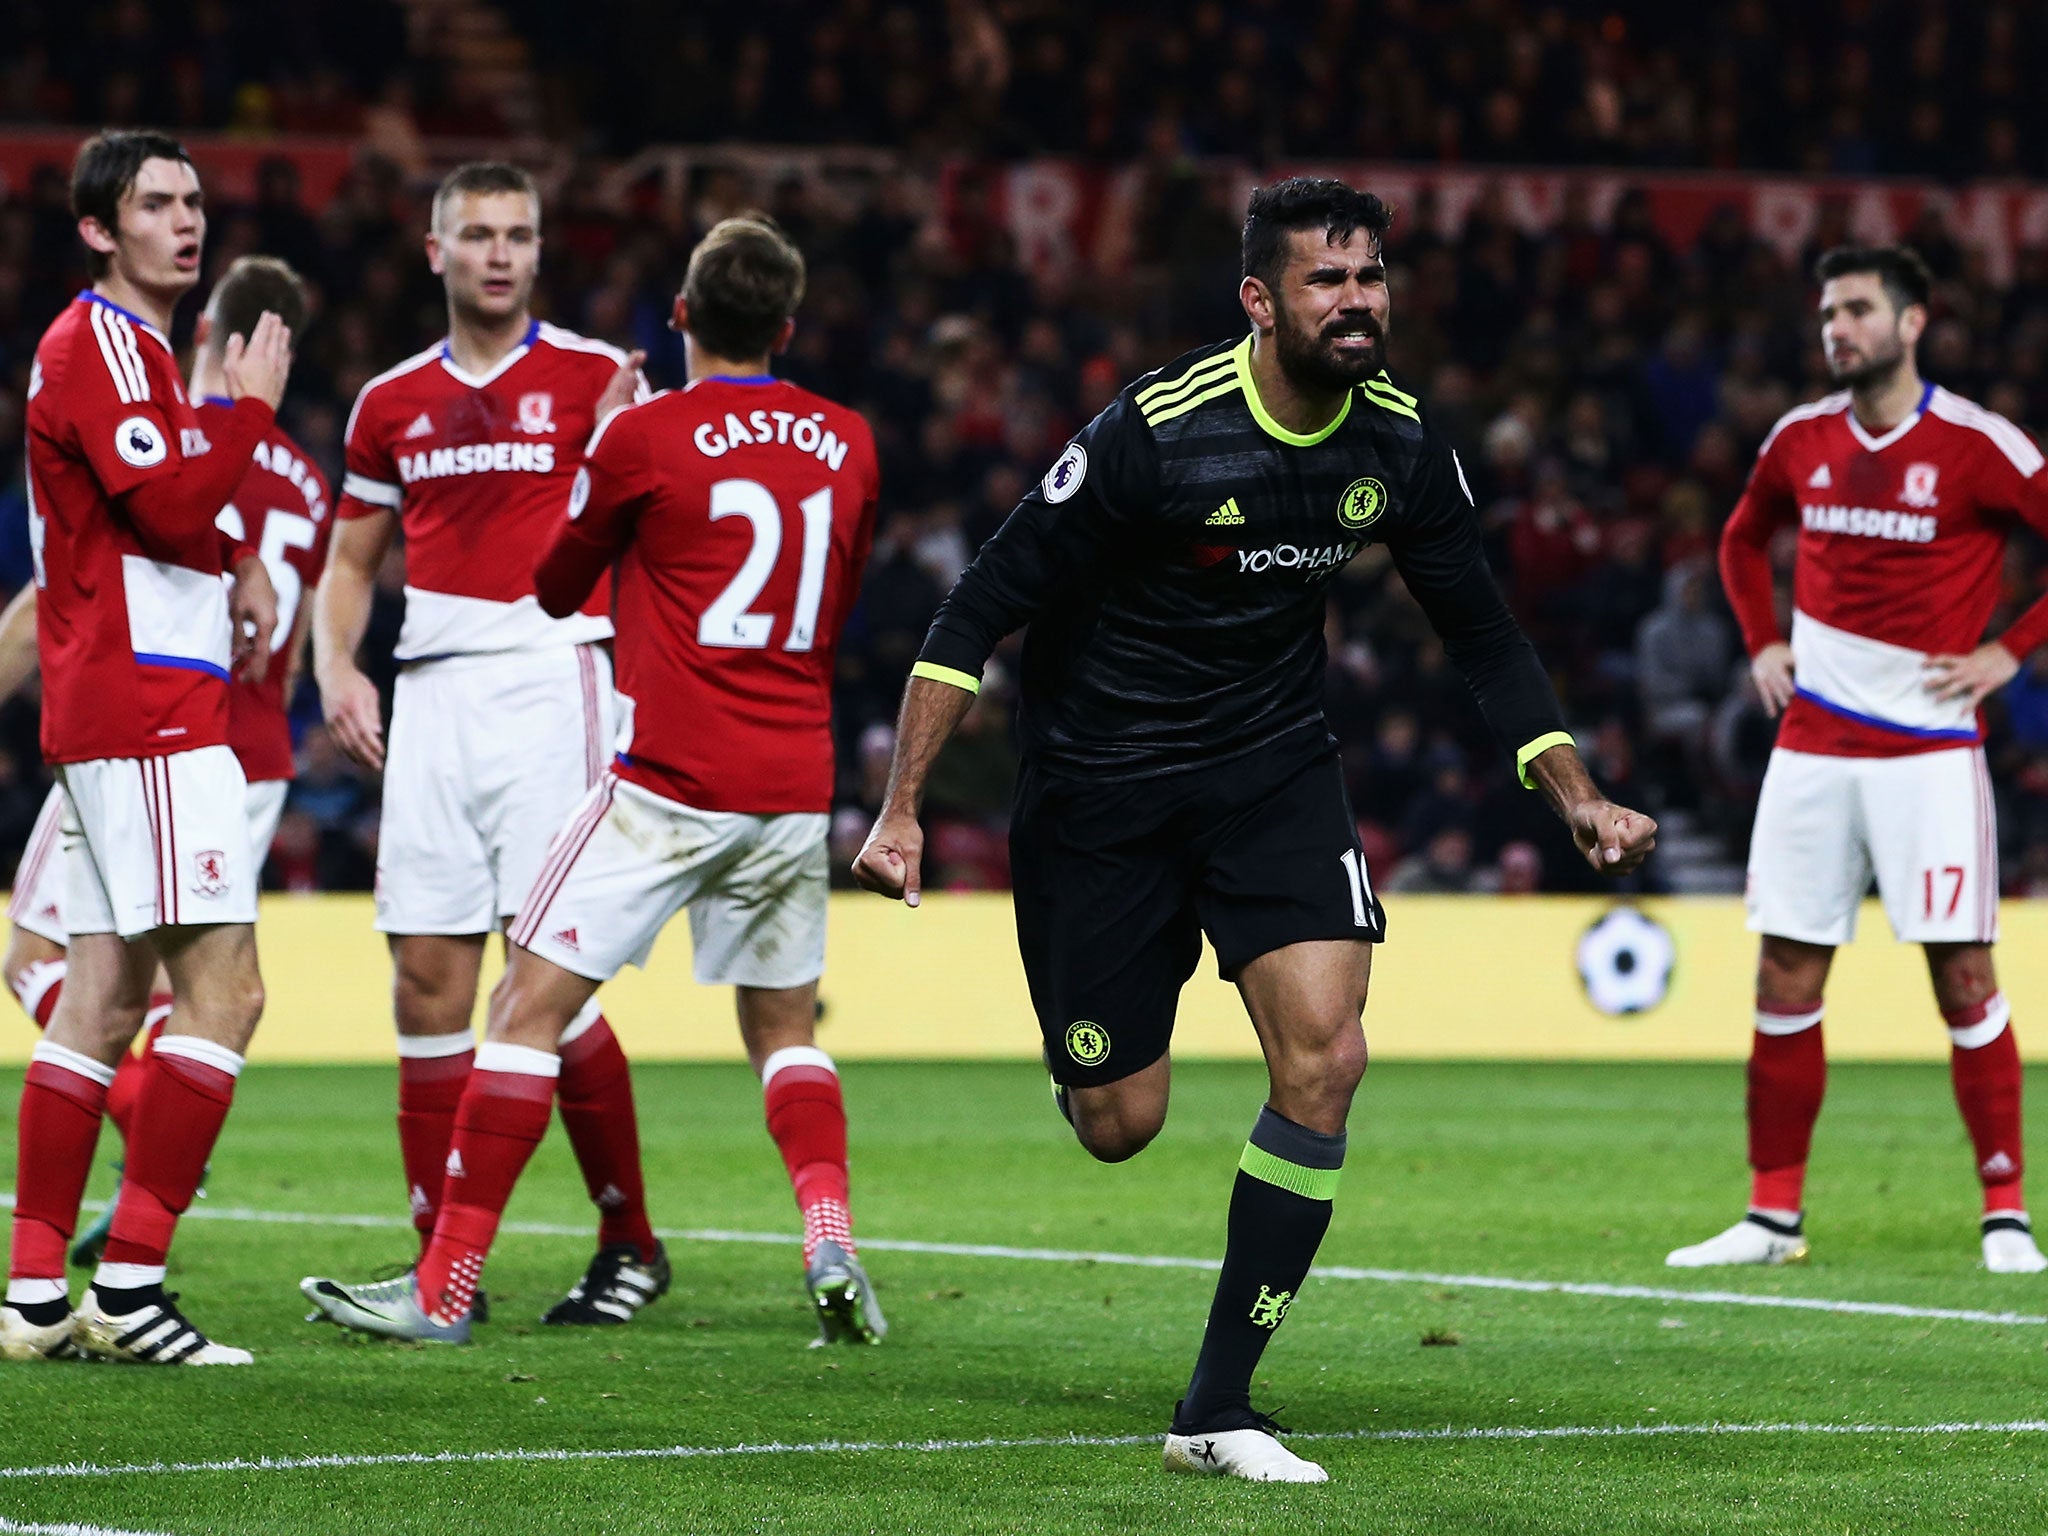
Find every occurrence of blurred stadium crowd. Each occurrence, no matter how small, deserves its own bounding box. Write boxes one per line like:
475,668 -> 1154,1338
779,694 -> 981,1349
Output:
1,0 -> 2047,898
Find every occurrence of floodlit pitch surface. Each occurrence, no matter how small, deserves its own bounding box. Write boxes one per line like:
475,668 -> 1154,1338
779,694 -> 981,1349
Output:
0,1061 -> 2044,1534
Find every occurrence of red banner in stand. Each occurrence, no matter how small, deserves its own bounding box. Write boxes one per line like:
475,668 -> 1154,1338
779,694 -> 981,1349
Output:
0,131 -> 358,209
942,162 -> 2048,288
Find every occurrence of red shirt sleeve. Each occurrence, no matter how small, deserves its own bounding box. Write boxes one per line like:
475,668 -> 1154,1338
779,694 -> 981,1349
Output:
337,387 -> 401,520
1984,442 -> 2048,660
534,407 -> 644,617
1719,431 -> 1798,657
119,398 -> 274,551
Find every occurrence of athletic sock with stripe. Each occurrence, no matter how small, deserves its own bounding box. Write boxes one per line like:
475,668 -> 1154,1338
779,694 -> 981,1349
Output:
1173,1106 -> 1344,1432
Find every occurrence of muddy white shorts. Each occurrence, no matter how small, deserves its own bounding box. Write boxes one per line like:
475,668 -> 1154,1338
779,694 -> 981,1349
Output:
510,773 -> 828,990
57,746 -> 256,939
1746,745 -> 1998,947
10,773 -> 291,946
374,644 -> 617,935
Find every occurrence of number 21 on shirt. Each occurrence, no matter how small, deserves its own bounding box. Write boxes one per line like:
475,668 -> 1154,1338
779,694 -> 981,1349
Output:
699,477 -> 834,652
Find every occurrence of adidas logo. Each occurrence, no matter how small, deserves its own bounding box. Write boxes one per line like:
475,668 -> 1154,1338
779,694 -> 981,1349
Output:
409,1183 -> 430,1217
1206,496 -> 1246,527
1983,1150 -> 2018,1178
1808,463 -> 1832,489
596,1183 -> 625,1209
445,1148 -> 466,1179
551,926 -> 580,951
404,412 -> 434,440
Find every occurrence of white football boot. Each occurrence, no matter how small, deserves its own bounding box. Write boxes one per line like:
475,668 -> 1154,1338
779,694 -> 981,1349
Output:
1665,1212 -> 1809,1267
1982,1213 -> 2048,1274
0,1303 -> 78,1361
73,1288 -> 252,1365
1164,1406 -> 1328,1483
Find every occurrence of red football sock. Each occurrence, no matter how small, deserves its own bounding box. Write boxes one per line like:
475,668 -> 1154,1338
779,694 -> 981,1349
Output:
1947,994 -> 2026,1214
103,996 -> 171,1145
762,1047 -> 854,1264
8,1043 -> 113,1289
556,1008 -> 656,1261
416,1043 -> 557,1323
100,1036 -> 242,1271
9,958 -> 66,1029
397,1036 -> 475,1253
1747,1000 -> 1826,1214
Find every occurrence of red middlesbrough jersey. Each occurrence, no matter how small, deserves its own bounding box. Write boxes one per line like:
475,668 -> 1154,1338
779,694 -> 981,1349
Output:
25,292 -> 275,764
215,421 -> 334,782
1720,385 -> 2048,758
535,377 -> 881,814
337,321 -> 631,660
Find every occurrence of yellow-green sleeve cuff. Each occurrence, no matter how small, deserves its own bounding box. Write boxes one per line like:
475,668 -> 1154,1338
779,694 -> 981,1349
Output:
1516,731 -> 1575,789
910,661 -> 981,696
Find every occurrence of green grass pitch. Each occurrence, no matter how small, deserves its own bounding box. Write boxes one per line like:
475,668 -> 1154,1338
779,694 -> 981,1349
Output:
1,1059 -> 2045,1534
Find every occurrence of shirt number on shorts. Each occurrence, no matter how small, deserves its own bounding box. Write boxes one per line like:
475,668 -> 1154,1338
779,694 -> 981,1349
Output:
1923,865 -> 1966,921
216,504 -> 318,653
699,478 -> 833,651
1339,847 -> 1375,927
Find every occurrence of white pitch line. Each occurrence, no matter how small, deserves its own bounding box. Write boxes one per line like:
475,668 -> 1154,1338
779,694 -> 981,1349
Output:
0,1518 -> 177,1535
11,1194 -> 2042,1328
176,1201 -> 2048,1329
5,1420 -> 2048,1483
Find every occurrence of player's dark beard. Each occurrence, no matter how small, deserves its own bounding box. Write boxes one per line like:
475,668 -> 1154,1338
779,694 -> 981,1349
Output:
1273,303 -> 1386,393
1827,328 -> 1908,389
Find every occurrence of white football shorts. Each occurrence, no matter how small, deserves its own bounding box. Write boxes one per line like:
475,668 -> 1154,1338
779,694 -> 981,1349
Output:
375,644 -> 618,935
10,774 -> 290,946
1746,745 -> 1998,947
509,773 -> 829,990
58,745 -> 257,939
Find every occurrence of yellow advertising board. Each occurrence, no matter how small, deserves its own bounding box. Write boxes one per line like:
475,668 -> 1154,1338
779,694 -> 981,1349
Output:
0,893 -> 2012,1065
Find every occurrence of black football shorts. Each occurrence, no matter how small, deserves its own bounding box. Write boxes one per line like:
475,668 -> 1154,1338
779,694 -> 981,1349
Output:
1009,732 -> 1385,1088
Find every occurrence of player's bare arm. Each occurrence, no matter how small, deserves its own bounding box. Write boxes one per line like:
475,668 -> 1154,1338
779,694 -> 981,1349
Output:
852,675 -> 978,906
0,583 -> 40,701
1923,642 -> 2020,707
227,554 -> 278,684
1524,742 -> 1657,875
313,510 -> 397,770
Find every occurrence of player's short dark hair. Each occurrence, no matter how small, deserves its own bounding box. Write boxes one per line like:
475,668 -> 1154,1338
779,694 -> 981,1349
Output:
206,255 -> 308,350
681,215 -> 807,360
1242,177 -> 1393,285
431,160 -> 539,233
71,129 -> 194,278
1814,244 -> 1933,315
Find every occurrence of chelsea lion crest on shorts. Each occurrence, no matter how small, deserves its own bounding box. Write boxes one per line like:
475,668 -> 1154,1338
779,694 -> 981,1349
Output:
1065,1020 -> 1109,1066
1337,477 -> 1387,530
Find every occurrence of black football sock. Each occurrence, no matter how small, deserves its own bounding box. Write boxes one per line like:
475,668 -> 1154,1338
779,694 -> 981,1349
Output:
1173,1105 -> 1345,1432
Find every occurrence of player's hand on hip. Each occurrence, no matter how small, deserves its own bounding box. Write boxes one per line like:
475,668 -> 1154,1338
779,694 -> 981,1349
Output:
320,666 -> 386,771
1923,643 -> 2019,708
595,351 -> 649,421
1749,641 -> 1796,716
853,811 -> 925,907
223,310 -> 293,412
228,556 -> 278,684
1569,800 -> 1657,876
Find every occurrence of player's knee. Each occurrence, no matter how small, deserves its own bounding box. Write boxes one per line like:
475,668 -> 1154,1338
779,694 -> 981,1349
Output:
1069,1095 -> 1165,1163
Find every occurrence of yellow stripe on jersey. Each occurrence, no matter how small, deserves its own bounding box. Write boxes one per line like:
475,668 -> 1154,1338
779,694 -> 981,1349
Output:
1146,375 -> 1245,427
1136,352 -> 1237,413
1360,381 -> 1420,421
1371,371 -> 1419,407
910,661 -> 981,696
